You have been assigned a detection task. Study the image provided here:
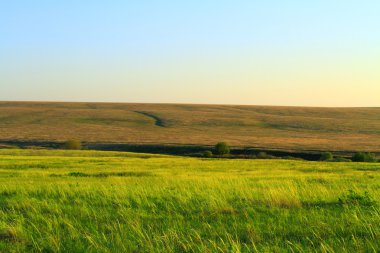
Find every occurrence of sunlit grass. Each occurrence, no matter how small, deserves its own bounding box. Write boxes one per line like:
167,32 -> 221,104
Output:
0,149 -> 379,252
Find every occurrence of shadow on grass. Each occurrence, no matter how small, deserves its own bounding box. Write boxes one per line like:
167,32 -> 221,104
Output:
64,171 -> 155,178
356,167 -> 380,171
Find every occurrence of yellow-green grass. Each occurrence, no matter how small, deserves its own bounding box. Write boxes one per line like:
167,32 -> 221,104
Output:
1,149 -> 380,252
1,101 -> 379,152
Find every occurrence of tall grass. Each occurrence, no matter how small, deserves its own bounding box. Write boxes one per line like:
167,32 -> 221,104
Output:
0,149 -> 379,252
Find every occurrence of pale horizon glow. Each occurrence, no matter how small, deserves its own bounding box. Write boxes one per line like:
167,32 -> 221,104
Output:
1,1 -> 380,107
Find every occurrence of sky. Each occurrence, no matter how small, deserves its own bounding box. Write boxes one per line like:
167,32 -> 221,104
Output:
1,1 -> 379,106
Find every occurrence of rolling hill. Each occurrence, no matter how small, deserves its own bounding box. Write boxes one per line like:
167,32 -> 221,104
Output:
0,101 -> 379,152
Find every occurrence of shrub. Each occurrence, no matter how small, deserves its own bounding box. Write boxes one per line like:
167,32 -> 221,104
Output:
331,157 -> 351,162
256,152 -> 270,159
256,152 -> 276,159
352,152 -> 377,162
64,140 -> 82,150
214,142 -> 230,156
257,152 -> 266,159
203,150 -> 213,158
320,152 -> 333,161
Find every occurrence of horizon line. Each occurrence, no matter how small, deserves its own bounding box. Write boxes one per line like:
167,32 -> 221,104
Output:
1,100 -> 379,109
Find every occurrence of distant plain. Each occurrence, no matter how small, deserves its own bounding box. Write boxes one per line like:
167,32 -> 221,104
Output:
0,102 -> 379,152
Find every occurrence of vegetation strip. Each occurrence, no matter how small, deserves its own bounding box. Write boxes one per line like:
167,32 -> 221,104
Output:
0,149 -> 379,252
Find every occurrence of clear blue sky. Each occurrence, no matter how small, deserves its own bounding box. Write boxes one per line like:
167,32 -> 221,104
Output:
1,1 -> 379,106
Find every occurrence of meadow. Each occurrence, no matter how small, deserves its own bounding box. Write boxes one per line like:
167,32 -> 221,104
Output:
1,149 -> 379,252
1,102 -> 379,153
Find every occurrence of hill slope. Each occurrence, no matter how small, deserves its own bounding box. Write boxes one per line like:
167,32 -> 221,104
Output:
0,101 -> 379,152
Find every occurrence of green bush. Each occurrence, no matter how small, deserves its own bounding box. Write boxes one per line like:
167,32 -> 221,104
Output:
331,157 -> 351,162
256,152 -> 276,159
214,142 -> 230,156
352,152 -> 377,162
203,150 -> 213,158
257,152 -> 266,159
64,140 -> 82,150
320,152 -> 333,161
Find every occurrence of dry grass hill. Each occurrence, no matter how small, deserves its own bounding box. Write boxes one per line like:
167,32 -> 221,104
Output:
0,101 -> 379,152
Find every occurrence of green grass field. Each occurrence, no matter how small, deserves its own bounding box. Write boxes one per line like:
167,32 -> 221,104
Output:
1,149 -> 380,252
1,102 -> 379,152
